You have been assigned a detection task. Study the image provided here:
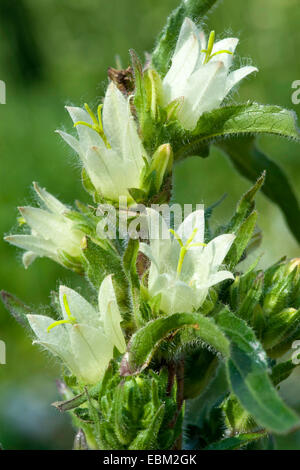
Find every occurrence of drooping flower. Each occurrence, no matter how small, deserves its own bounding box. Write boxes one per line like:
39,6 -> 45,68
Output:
57,82 -> 149,204
27,275 -> 126,384
161,18 -> 258,130
5,182 -> 85,270
139,208 -> 235,314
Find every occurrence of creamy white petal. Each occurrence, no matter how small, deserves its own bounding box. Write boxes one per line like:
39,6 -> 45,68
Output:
98,275 -> 126,353
70,324 -> 114,384
202,270 -> 234,288
122,101 -> 148,173
149,273 -> 196,314
102,82 -> 129,154
22,251 -> 38,268
163,18 -> 202,103
19,207 -> 65,240
56,130 -> 83,157
144,208 -> 172,264
177,209 -> 205,246
27,314 -> 81,375
65,106 -> 106,151
210,37 -> 239,69
225,66 -> 258,96
33,182 -> 67,215
5,234 -> 58,260
205,233 -> 235,268
177,61 -> 227,130
59,285 -> 100,328
27,314 -> 70,348
85,146 -> 130,200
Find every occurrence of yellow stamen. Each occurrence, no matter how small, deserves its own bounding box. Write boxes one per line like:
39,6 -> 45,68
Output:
74,103 -> 110,148
169,229 -> 183,247
47,293 -> 76,333
170,228 -> 207,276
17,216 -> 26,226
201,30 -> 233,64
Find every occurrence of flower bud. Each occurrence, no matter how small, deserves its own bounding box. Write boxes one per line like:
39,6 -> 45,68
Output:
98,368 -> 181,450
147,143 -> 173,193
263,307 -> 300,352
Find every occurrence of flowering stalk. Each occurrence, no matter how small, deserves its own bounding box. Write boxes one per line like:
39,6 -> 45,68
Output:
2,0 -> 300,451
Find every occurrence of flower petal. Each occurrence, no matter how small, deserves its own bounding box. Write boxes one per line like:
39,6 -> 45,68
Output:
59,285 -> 100,327
143,208 -> 172,264
102,82 -> 129,154
177,61 -> 227,130
69,324 -> 114,384
65,106 -> 105,152
98,275 -> 126,353
56,130 -> 82,157
202,269 -> 234,288
22,251 -> 38,268
5,234 -> 58,260
225,66 -> 258,96
205,233 -> 235,268
177,208 -> 205,246
33,182 -> 67,215
163,18 -> 202,104
210,37 -> 239,69
85,146 -> 129,200
19,207 -> 65,240
149,273 -> 196,314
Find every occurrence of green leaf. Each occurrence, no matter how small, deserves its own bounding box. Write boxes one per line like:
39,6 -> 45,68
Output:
129,404 -> 165,450
122,238 -> 141,327
216,309 -> 300,434
225,211 -> 258,269
218,136 -> 300,243
204,431 -> 267,450
152,0 -> 218,76
271,360 -> 297,387
1,290 -> 32,327
227,173 -> 265,233
52,381 -> 102,412
175,104 -> 300,160
120,312 -> 230,376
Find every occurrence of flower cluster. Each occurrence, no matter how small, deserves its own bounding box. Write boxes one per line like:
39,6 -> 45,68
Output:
3,16 -> 255,387
6,3 -> 298,452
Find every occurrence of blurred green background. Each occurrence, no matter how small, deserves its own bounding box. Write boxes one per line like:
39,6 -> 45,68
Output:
0,0 -> 299,449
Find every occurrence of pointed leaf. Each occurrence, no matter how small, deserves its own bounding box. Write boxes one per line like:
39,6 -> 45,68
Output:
218,136 -> 300,242
217,309 -> 300,434
1,291 -> 32,327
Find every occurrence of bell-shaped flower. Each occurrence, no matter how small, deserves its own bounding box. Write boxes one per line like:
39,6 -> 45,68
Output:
139,208 -> 235,314
5,182 -> 84,269
27,275 -> 126,385
57,82 -> 148,203
161,18 -> 258,130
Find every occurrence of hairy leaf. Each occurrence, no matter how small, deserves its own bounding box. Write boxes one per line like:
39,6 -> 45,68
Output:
217,309 -> 300,434
175,104 -> 300,160
205,431 -> 267,450
1,290 -> 32,327
120,312 -> 230,376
